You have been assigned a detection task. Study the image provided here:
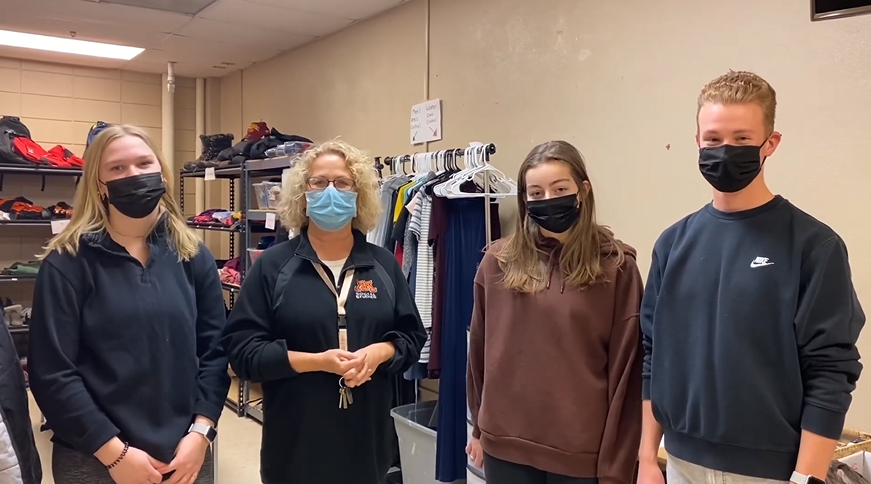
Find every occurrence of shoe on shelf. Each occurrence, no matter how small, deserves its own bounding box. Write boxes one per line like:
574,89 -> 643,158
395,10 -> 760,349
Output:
5,304 -> 24,327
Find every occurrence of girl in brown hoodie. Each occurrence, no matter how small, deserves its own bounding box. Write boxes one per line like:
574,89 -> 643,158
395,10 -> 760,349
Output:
466,140 -> 644,484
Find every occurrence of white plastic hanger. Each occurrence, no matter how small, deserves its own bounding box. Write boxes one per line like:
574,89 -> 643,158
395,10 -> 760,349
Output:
442,144 -> 516,199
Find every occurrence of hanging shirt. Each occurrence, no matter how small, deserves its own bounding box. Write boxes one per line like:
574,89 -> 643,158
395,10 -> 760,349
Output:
413,195 -> 434,364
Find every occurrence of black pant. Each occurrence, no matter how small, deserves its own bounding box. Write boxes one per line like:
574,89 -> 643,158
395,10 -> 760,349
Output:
52,443 -> 214,484
483,453 -> 599,484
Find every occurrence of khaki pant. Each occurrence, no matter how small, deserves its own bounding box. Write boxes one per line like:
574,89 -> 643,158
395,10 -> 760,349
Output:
666,454 -> 788,484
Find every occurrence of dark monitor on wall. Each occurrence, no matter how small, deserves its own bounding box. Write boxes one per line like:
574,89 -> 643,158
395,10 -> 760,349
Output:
812,0 -> 871,20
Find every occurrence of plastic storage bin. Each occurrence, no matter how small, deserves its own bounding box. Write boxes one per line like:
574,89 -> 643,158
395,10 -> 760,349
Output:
467,465 -> 486,484
391,401 -> 465,484
247,248 -> 264,266
253,182 -> 281,209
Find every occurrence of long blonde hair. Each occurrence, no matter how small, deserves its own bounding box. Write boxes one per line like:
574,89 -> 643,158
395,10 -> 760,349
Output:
39,124 -> 200,261
496,140 -> 624,293
277,138 -> 382,233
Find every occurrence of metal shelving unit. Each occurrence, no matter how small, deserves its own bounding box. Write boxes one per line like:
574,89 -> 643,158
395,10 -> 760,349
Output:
235,155 -> 294,424
179,157 -> 291,424
0,165 -> 81,385
179,166 -> 247,416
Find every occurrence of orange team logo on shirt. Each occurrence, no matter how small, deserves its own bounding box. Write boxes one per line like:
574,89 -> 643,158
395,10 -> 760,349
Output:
355,280 -> 378,299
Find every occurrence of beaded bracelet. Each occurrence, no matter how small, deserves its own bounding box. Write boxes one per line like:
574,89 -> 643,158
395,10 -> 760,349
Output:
105,442 -> 129,470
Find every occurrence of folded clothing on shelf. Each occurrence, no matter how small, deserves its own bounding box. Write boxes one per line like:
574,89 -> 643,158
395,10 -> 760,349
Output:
256,236 -> 276,249
187,208 -> 239,226
179,124 -> 313,173
1,261 -> 40,276
263,141 -> 314,158
220,257 -> 241,286
0,197 -> 73,220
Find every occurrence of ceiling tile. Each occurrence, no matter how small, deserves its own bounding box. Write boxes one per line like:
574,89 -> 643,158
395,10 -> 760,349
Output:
5,0 -> 191,30
174,17 -> 314,50
155,35 -> 283,63
246,0 -> 407,20
125,55 -> 248,77
101,0 -> 218,15
198,0 -> 354,37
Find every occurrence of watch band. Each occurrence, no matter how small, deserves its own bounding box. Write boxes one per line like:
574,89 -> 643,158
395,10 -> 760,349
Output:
188,423 -> 217,443
791,471 -> 825,484
791,472 -> 809,484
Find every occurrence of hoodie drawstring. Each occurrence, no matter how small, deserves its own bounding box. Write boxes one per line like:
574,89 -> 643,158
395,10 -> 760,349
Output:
544,246 -> 565,293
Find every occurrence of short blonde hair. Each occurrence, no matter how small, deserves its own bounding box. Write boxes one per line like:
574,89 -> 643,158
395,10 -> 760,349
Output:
40,124 -> 200,261
697,70 -> 777,133
277,139 -> 382,233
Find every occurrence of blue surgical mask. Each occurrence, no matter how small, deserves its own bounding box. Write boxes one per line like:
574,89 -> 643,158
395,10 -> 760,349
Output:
305,185 -> 358,231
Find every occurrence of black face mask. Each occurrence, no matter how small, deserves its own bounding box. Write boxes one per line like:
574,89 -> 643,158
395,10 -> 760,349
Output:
526,193 -> 580,234
101,173 -> 166,219
698,144 -> 766,193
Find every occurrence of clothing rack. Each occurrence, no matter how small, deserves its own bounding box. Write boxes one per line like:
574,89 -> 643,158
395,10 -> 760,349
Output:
374,143 -> 499,247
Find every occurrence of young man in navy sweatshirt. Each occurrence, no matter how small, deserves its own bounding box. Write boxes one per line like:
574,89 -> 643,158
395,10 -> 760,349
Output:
637,71 -> 865,484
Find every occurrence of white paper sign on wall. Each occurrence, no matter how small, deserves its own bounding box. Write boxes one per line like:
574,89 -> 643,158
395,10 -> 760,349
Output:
410,99 -> 442,145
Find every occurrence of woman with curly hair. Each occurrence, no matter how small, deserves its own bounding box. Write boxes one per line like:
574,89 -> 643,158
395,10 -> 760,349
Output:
222,139 -> 427,484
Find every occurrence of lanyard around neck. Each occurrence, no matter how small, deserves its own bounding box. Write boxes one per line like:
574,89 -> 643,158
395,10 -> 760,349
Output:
312,262 -> 355,351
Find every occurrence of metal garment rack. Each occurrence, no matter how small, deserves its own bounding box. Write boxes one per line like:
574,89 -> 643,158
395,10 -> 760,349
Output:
374,143 -> 499,411
375,143 -> 499,247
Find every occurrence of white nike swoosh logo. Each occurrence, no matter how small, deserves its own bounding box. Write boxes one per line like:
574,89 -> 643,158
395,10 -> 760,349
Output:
750,262 -> 774,268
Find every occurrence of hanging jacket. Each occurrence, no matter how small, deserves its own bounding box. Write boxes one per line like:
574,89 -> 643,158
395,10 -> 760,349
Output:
0,325 -> 42,484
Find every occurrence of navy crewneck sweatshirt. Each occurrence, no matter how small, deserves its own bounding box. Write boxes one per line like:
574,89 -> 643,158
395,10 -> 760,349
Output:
641,195 -> 865,480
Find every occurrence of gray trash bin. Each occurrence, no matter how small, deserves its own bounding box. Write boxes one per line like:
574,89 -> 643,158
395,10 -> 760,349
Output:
391,400 -> 465,484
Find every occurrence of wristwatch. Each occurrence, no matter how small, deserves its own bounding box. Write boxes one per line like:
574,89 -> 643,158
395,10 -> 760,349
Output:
791,471 -> 826,484
188,423 -> 217,443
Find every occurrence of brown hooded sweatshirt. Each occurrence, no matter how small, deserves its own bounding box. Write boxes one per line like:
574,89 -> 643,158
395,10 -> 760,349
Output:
467,236 -> 644,483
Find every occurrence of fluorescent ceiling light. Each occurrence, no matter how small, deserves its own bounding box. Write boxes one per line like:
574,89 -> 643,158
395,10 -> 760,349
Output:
0,29 -> 144,60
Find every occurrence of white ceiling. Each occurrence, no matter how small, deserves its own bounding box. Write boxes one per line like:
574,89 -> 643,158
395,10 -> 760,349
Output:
0,0 -> 408,77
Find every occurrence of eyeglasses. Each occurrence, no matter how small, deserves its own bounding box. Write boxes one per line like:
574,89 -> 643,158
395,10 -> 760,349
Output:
307,176 -> 356,191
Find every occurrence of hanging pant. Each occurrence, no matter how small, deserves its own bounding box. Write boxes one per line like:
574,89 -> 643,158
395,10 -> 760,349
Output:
51,443 -> 214,484
483,453 -> 599,484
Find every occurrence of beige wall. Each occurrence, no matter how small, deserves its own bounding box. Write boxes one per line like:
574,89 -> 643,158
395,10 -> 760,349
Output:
0,57 -> 203,303
0,57 -> 199,163
222,0 -> 871,428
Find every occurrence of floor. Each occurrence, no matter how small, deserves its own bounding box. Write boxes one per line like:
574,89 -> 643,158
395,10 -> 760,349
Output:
28,392 -> 264,484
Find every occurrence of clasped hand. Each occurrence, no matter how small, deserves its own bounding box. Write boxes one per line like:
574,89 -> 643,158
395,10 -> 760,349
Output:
321,343 -> 390,387
155,432 -> 209,484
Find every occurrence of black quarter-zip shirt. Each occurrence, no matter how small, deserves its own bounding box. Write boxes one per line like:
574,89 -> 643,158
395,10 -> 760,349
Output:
222,228 -> 427,484
28,220 -> 230,464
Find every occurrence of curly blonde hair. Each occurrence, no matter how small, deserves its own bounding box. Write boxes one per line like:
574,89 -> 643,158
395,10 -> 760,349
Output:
277,139 -> 382,233
39,125 -> 200,261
